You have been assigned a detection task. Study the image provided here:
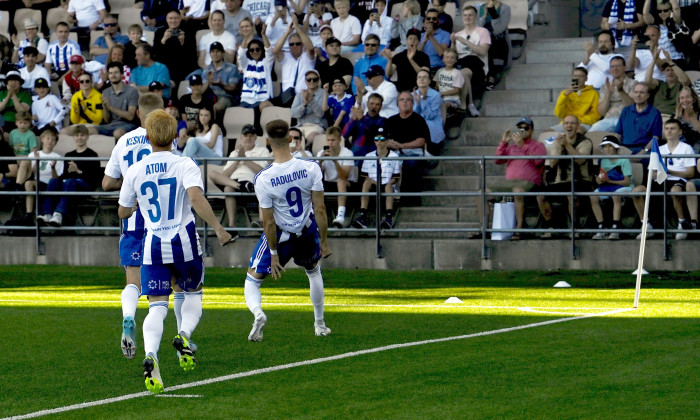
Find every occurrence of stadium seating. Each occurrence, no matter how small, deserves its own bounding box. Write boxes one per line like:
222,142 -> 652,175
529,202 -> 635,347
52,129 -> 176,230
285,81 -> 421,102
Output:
686,71 -> 700,83
311,134 -> 327,157
14,9 -> 42,35
177,80 -> 190,99
223,106 -> 255,142
45,7 -> 70,34
0,11 -> 9,36
117,7 -> 143,34
260,106 -> 291,137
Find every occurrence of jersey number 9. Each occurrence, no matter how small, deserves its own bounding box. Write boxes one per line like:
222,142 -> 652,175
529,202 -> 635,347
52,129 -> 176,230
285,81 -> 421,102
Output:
286,186 -> 303,217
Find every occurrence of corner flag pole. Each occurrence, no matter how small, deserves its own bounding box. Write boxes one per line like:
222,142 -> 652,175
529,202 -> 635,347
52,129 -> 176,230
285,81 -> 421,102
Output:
633,167 -> 654,308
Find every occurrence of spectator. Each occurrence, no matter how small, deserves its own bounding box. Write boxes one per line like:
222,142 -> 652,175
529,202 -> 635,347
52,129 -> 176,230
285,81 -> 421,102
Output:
304,0 -> 334,48
223,0 -> 253,45
673,85 -> 700,151
353,34 -> 388,95
9,111 -> 37,159
537,115 -> 594,235
164,97 -> 189,150
361,1 -> 393,47
351,127 -> 402,229
19,47 -> 52,95
384,29 -> 429,93
600,0 -> 646,53
315,24 -> 334,61
141,0 -> 181,31
552,67 -> 600,133
153,10 -> 198,84
193,42 -> 242,115
391,0 -> 423,53
470,117 -> 546,240
179,74 -> 216,134
323,78 -> 354,128
617,81 -> 663,153
355,65 -> 398,118
236,17 -> 259,50
95,62 -> 140,141
238,38 -> 274,110
385,91 -> 430,205
291,69 -> 327,148
633,118 -> 696,239
413,69 -> 445,155
31,78 -> 65,133
97,44 -> 132,88
643,0 -> 688,65
36,124 -> 101,227
90,14 -> 129,65
122,25 -> 143,70
67,0 -> 107,50
590,135 -> 633,240
44,22 -> 82,81
0,127 -> 18,188
264,1 -> 295,49
289,126 -> 310,157
61,55 -> 87,106
578,30 -> 618,89
628,25 -> 671,82
330,0 -> 362,52
242,0 -> 274,33
200,10 -> 237,67
433,0 -> 454,33
433,48 -> 464,125
11,18 -> 48,68
65,72 -> 103,128
589,56 -> 635,132
452,6 -> 491,117
180,0 -> 212,33
317,126 -> 357,228
316,37 -> 353,91
419,8 -> 451,72
130,44 -> 172,97
182,107 -> 225,164
350,0 -> 374,23
0,71 -> 32,133
342,92 -> 386,157
477,0 -> 511,89
645,49 -> 691,115
208,123 -> 270,237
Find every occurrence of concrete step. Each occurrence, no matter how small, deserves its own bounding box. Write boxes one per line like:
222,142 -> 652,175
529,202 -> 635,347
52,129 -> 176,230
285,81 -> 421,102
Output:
483,102 -> 556,117
527,38 -> 589,51
398,207 -> 459,223
482,89 -> 553,105
525,49 -> 582,65
506,63 -> 574,77
424,175 -> 481,191
463,116 -> 560,131
452,130 -> 510,145
393,222 -> 478,238
505,75 -> 571,90
421,195 -> 477,207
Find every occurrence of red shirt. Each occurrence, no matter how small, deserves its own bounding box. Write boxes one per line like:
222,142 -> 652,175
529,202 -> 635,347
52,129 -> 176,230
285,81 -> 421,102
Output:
495,137 -> 546,185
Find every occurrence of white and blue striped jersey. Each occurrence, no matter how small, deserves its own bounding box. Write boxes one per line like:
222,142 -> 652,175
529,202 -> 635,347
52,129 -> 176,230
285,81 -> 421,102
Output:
118,151 -> 204,265
254,158 -> 323,234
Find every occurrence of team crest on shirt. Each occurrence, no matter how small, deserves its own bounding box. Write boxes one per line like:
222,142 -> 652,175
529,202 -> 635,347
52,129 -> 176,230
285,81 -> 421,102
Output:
148,280 -> 157,289
131,251 -> 140,261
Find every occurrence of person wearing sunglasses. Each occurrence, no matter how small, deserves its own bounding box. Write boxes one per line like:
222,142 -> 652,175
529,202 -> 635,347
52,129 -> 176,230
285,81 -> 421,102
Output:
291,69 -> 327,149
66,73 -> 103,127
642,0 -> 687,64
90,14 -> 129,65
351,34 -> 387,95
418,8 -> 451,72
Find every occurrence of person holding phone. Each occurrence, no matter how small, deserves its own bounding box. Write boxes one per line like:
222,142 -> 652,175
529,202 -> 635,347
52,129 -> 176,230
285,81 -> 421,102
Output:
551,67 -> 600,133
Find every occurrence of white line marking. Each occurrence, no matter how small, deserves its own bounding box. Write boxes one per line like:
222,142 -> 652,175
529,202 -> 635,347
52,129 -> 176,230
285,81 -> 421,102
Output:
3,307 -> 634,420
517,307 -> 591,316
154,394 -> 203,398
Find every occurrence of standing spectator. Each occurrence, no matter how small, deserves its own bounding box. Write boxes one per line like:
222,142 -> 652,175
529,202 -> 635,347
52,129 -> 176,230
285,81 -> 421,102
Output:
182,107 -> 225,164
65,72 -> 103,129
413,69 -> 445,155
384,29 -> 430,93
391,0 -> 423,53
179,74 -> 216,134
330,0 -> 362,51
355,64 -> 398,118
477,0 -> 511,89
323,78 -> 354,127
352,34 -> 387,95
19,47 -> 52,95
193,42 -> 242,115
153,10 -> 198,84
223,0 -> 253,45
552,67 -> 600,133
616,81 -> 663,153
141,0 -> 181,31
361,1 -> 393,47
589,56 -> 635,132
31,78 -> 65,133
643,0 -> 688,65
645,49 -> 691,116
578,30 -> 618,89
11,18 -> 48,69
342,93 -> 386,157
433,48 -> 465,124
199,10 -> 237,67
290,69 -> 327,148
238,38 -> 274,109
90,15 -> 130,65
96,63 -> 140,141
44,22 -> 82,81
0,71 -> 32,133
304,0 -> 334,48
673,86 -> 700,151
67,0 -> 107,50
236,17 -> 259,50
316,37 -> 353,90
600,0 -> 646,53
451,5 -> 491,117
317,126 -> 357,228
590,135 -> 633,240
131,44 -> 172,97
61,55 -> 87,106
418,8 -> 451,72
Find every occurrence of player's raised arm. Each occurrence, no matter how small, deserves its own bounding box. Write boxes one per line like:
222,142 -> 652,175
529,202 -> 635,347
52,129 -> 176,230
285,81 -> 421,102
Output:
187,186 -> 233,246
312,189 -> 331,258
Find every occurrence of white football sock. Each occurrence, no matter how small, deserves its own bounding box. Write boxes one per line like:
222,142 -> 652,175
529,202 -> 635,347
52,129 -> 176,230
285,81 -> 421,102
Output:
143,301 -> 168,358
179,291 -> 203,338
306,265 -> 325,323
245,274 -> 264,317
173,292 -> 185,332
121,283 -> 140,318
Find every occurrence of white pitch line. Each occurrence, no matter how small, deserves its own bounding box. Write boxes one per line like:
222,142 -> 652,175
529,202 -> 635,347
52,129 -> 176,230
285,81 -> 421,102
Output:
3,307 -> 634,420
154,394 -> 203,398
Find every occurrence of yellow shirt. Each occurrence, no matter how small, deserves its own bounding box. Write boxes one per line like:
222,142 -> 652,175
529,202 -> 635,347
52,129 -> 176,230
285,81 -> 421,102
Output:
70,88 -> 103,125
554,85 -> 600,126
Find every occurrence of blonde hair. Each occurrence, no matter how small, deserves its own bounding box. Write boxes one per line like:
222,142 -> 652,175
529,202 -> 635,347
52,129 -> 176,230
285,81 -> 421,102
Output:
325,126 -> 342,137
128,24 -> 143,34
404,0 -> 420,16
138,93 -> 165,121
145,109 -> 177,148
334,0 -> 350,7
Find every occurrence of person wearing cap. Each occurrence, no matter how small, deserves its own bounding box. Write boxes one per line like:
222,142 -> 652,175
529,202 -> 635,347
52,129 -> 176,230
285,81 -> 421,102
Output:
207,123 -> 271,236
383,28 -> 429,93
89,14 -> 129,65
96,62 -> 140,141
304,0 -> 334,48
330,0 -> 362,52
153,10 -> 198,84
290,69 -> 327,148
67,0 -> 108,50
589,135 -> 633,240
192,41 -> 242,115
323,78 -> 354,127
419,8 -> 451,71
390,0 -> 423,53
351,34 -> 387,95
179,74 -> 216,134
61,54 -> 87,105
0,71 -> 32,132
31,78 -> 66,132
342,92 -> 386,157
355,64 -> 398,118
360,0 -> 393,47
199,10 -> 237,68
44,22 -> 82,80
149,81 -> 166,96
19,46 -> 52,95
131,44 -> 172,98
316,37 -> 353,91
11,18 -> 48,69
222,0 -> 252,45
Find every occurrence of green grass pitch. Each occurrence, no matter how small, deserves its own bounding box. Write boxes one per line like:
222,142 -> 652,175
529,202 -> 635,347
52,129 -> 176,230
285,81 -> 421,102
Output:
1,266 -> 698,419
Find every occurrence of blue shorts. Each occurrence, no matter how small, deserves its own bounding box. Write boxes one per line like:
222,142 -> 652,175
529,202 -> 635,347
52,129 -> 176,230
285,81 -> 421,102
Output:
249,215 -> 321,274
140,256 -> 205,296
120,230 -> 145,266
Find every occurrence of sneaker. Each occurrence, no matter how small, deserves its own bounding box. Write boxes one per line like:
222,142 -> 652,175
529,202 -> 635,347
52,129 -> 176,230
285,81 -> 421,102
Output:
314,322 -> 332,336
48,212 -> 63,227
351,214 -> 368,229
675,220 -> 692,240
36,214 -> 51,226
143,355 -> 164,394
121,315 -> 137,359
636,224 -> 653,240
250,220 -> 262,228
228,230 -> 239,242
332,215 -> 345,228
248,312 -> 267,342
380,217 -> 393,230
607,232 -> 620,240
467,103 -> 480,117
486,79 -> 495,90
592,232 -> 606,240
172,334 -> 196,371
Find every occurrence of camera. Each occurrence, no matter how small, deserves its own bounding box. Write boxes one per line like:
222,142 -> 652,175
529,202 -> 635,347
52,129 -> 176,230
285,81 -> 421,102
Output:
171,29 -> 180,36
637,34 -> 650,45
323,145 -> 330,150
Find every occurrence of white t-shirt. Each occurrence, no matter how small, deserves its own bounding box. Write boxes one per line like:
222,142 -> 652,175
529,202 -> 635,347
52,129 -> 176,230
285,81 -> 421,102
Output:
223,146 -> 271,183
242,0 -> 274,20
579,52 -> 620,90
362,80 -> 399,118
199,31 -> 237,66
254,157 -> 323,234
279,51 -> 315,94
433,67 -> 464,104
660,142 -> 695,182
31,94 -> 65,131
68,0 -> 106,27
360,150 -> 401,185
308,13 -> 334,47
330,15 -> 362,43
264,11 -> 295,51
20,66 -> 52,94
31,151 -> 64,183
361,16 -> 394,45
182,0 -> 210,18
633,48 -> 669,83
316,146 -> 356,182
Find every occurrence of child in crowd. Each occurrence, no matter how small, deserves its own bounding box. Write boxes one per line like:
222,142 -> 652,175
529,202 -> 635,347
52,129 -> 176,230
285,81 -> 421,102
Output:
304,0 -> 333,48
317,126 -> 356,227
9,111 -> 37,157
391,0 -> 423,53
315,24 -> 335,61
31,78 -> 66,133
589,135 -> 633,240
123,24 -> 144,69
37,124 -> 100,227
323,78 -> 354,127
331,0 -> 362,53
351,127 -> 401,230
164,98 -> 188,153
433,48 -> 465,124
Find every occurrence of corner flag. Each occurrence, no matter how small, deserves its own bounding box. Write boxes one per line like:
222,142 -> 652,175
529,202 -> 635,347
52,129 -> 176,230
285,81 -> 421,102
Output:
648,138 -> 668,184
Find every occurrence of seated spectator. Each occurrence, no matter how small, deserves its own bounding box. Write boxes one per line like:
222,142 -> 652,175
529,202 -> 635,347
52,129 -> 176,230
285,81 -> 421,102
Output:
452,6 -> 491,117
199,10 -> 237,67
317,126 -> 356,228
351,127 -> 402,229
633,119 -> 696,239
182,107 -> 225,165
223,0 -> 253,46
61,55 -> 87,106
414,69 -> 445,155
433,48 -> 465,125
316,37 -> 353,90
552,67 -> 600,133
191,42 -> 242,116
90,14 -> 130,65
153,10 -> 198,84
361,1 -> 393,47
537,115 -> 594,235
342,93 -> 386,157
44,22 -> 82,81
97,44 -> 132,88
141,0 -> 181,31
330,0 -> 362,52
67,0 -> 107,50
590,135 -> 633,240
15,126 -> 63,223
264,1 -> 296,50
0,71 -> 33,134
600,0 -> 646,54
645,50 -> 691,116
617,81 -> 662,153
383,29 -> 429,93
433,0 -> 454,33
643,0 -> 688,66
589,56 -> 635,132
304,0 -> 333,50
9,112 -> 38,159
353,34 -> 388,94
31,78 -> 65,133
11,18 -> 48,68
355,65 -> 398,119
289,126 -> 310,157
236,17 -> 259,50
161,98 -> 189,151
19,47 -> 52,96
291,69 -> 327,148
628,25 -> 671,82
94,63 -> 139,141
123,25 -> 144,70
323,78 -> 354,127
391,0 -> 423,53
672,86 -> 700,152
470,117 -> 545,240
477,0 -> 510,89
207,123 -> 271,237
0,127 -> 18,189
131,44 -> 172,97
64,72 -> 103,131
419,8 -> 451,72
179,74 -> 216,134
578,30 -> 618,89
36,124 -> 101,227
315,24 -> 334,61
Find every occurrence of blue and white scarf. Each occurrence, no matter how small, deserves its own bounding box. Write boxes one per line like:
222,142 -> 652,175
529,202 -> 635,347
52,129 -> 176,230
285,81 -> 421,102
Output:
609,0 -> 636,47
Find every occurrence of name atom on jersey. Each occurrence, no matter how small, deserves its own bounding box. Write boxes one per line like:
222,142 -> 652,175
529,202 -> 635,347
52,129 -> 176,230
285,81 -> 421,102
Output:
145,162 -> 167,175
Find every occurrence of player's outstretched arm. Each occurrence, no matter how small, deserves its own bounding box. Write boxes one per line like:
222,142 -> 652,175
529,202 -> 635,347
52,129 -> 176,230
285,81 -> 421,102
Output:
312,190 -> 332,258
187,186 -> 233,246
